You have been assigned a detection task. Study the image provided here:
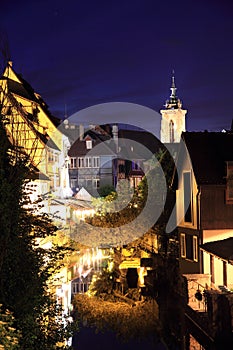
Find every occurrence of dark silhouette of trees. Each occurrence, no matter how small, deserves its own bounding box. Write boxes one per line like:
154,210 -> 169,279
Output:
0,108 -> 75,348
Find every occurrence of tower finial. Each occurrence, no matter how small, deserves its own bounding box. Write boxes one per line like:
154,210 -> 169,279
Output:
164,70 -> 182,109
172,69 -> 175,88
170,70 -> 176,97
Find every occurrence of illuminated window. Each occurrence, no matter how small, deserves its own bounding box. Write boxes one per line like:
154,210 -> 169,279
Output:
169,120 -> 174,143
193,236 -> 198,262
86,140 -> 92,149
226,161 -> 233,203
180,233 -> 197,261
180,233 -> 186,258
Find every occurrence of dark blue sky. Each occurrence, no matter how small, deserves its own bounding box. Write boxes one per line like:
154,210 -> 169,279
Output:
1,0 -> 233,132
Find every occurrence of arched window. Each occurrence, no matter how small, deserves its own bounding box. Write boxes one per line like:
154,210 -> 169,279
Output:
169,120 -> 174,143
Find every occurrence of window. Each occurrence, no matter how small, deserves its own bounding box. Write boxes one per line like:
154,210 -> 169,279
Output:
77,157 -> 94,168
132,160 -> 141,170
85,179 -> 92,188
119,160 -> 125,173
93,157 -> 100,168
180,233 -> 198,261
84,157 -> 92,168
93,178 -> 100,188
78,157 -> 84,168
186,234 -> 194,260
223,261 -> 227,286
193,236 -> 198,262
180,233 -> 186,258
226,161 -> 233,203
210,255 -> 215,284
183,172 -> 192,223
86,140 -> 92,149
48,150 -> 53,162
47,150 -> 59,163
169,120 -> 174,143
70,177 -> 77,189
70,157 -> 77,169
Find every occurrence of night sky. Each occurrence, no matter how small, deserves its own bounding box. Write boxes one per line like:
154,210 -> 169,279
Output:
1,0 -> 233,133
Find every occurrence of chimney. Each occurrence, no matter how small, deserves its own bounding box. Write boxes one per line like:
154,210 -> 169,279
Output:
79,124 -> 84,140
112,124 -> 118,152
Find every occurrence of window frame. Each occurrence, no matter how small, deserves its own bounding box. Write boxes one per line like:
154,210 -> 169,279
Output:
183,171 -> 193,223
193,236 -> 198,262
70,157 -> 77,169
180,233 -> 186,258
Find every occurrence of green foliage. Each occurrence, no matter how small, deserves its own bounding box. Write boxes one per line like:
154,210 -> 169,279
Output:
154,255 -> 187,348
97,184 -> 116,197
0,116 -> 75,349
0,305 -> 21,349
88,269 -> 116,298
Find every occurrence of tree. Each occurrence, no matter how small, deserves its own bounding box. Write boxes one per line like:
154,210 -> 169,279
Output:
0,305 -> 21,349
0,113 -> 75,348
78,147 -> 185,348
97,184 -> 116,197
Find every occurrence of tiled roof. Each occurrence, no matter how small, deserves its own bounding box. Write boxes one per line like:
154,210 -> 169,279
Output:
181,131 -> 233,185
68,131 -> 116,157
7,78 -> 37,101
68,126 -> 170,161
200,237 -> 233,262
3,68 -> 61,128
118,129 -> 163,155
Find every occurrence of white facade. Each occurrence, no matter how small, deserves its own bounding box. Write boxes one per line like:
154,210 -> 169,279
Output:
160,75 -> 187,143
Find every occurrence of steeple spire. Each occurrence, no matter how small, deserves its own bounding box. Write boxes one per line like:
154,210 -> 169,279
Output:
165,70 -> 182,109
170,70 -> 177,98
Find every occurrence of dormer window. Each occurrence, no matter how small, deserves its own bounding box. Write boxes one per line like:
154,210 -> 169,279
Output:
86,140 -> 92,149
226,161 -> 233,203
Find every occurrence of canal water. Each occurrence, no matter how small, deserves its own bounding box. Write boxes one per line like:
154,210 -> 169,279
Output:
72,326 -> 168,350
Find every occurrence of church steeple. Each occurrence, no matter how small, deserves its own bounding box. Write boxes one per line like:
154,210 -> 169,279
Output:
165,71 -> 182,109
160,72 -> 187,143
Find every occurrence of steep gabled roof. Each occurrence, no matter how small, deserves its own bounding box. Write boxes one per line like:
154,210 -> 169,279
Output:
200,237 -> 233,262
7,78 -> 37,102
118,129 -> 163,155
2,62 -> 61,127
68,129 -> 116,157
181,131 -> 233,185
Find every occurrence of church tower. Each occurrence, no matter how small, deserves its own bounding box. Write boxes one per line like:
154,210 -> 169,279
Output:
160,73 -> 187,143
